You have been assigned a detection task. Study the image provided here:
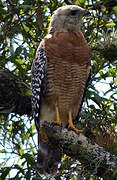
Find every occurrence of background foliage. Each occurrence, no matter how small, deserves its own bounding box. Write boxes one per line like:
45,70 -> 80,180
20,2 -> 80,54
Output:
0,0 -> 117,179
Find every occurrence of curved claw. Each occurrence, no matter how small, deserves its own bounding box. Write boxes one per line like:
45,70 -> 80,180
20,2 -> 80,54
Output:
53,120 -> 62,126
68,124 -> 83,133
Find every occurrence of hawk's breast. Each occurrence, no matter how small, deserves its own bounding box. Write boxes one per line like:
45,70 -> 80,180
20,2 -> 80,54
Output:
43,31 -> 90,119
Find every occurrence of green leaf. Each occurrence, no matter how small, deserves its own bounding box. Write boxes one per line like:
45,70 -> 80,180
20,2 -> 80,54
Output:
91,92 -> 103,107
0,149 -> 7,153
22,153 -> 35,166
19,146 -> 23,156
113,6 -> 117,13
0,106 -> 15,114
106,22 -> 116,27
0,167 -> 11,179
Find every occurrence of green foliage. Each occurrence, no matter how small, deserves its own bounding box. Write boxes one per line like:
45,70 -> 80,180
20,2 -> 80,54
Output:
0,0 -> 117,179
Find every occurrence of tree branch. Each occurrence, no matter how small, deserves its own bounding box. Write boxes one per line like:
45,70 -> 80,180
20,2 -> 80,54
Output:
43,122 -> 117,179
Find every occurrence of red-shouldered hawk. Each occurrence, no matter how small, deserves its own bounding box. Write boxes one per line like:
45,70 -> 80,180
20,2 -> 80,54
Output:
32,5 -> 91,176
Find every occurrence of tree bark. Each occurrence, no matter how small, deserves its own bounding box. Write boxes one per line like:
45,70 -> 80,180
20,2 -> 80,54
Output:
43,122 -> 117,180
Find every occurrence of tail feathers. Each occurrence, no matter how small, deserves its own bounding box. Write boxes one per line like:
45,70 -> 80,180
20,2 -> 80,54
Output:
37,140 -> 62,175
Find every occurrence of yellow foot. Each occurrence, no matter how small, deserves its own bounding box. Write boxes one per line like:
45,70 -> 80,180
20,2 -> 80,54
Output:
68,110 -> 83,133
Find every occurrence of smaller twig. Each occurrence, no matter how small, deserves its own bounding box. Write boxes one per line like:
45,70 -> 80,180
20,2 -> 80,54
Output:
64,0 -> 72,5
37,3 -> 43,30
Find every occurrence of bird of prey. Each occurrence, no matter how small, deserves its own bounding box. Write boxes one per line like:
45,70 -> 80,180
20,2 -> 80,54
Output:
32,5 -> 91,175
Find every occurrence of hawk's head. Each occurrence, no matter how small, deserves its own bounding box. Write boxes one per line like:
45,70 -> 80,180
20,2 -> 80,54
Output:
49,5 -> 90,33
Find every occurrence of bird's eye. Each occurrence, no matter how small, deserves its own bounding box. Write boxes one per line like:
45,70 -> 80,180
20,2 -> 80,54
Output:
70,10 -> 77,16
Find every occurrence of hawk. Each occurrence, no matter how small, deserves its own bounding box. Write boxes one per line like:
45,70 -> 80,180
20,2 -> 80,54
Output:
32,5 -> 91,175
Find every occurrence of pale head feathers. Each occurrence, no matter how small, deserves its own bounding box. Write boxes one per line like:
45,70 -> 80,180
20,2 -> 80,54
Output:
48,5 -> 87,33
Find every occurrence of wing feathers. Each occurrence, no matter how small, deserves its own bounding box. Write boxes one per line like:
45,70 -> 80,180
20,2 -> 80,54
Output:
31,46 -> 46,130
74,68 -> 91,123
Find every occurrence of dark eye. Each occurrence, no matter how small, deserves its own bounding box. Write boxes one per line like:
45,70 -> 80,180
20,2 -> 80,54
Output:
70,10 -> 77,16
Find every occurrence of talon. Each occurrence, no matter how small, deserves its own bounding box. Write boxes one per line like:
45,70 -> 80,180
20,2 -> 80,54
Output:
68,125 -> 83,133
68,110 -> 83,133
53,120 -> 62,126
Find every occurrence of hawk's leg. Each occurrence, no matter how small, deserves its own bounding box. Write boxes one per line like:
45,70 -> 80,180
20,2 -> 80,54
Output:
68,110 -> 83,133
53,105 -> 62,126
